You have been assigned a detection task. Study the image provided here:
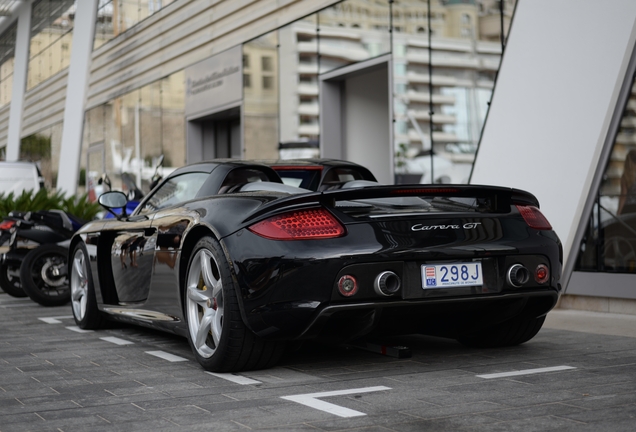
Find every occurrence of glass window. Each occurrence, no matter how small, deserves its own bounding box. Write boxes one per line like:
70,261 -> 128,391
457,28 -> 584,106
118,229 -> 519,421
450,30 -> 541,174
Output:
94,0 -> 177,49
27,0 -> 75,90
79,70 -> 185,197
318,0 -> 391,74
576,72 -> 636,273
262,75 -> 274,90
278,15 -> 319,149
262,56 -> 273,72
392,0 -> 515,185
243,30 -> 279,159
139,172 -> 208,214
0,23 -> 17,107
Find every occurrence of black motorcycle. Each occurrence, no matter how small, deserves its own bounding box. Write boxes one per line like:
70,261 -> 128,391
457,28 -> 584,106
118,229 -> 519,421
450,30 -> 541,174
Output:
0,212 -> 29,297
0,210 -> 85,306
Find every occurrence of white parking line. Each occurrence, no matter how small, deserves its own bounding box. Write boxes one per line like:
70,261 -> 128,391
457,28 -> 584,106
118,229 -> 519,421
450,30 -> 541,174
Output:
100,336 -> 134,346
476,365 -> 576,379
145,351 -> 188,362
65,326 -> 94,333
281,386 -> 391,418
39,316 -> 74,324
206,372 -> 262,385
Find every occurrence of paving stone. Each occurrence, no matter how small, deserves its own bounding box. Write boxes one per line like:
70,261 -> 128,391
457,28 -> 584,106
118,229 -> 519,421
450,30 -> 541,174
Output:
3,295 -> 636,431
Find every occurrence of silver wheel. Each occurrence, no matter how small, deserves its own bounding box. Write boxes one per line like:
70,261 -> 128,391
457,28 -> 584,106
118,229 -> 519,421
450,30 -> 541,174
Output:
186,248 -> 224,359
71,248 -> 88,321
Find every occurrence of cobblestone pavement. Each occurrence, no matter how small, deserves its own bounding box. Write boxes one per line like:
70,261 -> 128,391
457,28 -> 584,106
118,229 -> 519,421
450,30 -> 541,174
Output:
1,292 -> 636,431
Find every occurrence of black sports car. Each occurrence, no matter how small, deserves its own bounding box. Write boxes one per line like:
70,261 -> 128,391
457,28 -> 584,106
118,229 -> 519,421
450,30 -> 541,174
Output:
69,159 -> 562,372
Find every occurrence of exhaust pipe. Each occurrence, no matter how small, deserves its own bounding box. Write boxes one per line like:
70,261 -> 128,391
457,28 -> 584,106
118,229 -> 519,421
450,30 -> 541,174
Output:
507,264 -> 529,288
374,271 -> 401,296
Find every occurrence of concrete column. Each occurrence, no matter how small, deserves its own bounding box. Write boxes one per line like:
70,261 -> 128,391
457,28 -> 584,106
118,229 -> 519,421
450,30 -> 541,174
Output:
56,0 -> 99,195
5,3 -> 32,162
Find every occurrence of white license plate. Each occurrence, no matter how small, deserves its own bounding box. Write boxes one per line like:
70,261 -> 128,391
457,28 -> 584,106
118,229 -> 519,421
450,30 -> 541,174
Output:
421,262 -> 483,289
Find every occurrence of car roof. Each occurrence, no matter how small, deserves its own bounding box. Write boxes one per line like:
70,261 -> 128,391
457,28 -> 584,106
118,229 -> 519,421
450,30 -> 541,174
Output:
258,158 -> 367,168
169,159 -> 276,176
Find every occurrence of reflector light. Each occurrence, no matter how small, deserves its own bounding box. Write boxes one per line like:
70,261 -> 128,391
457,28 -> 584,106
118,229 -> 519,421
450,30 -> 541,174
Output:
338,275 -> 358,297
515,205 -> 552,230
0,220 -> 15,230
248,208 -> 345,240
535,264 -> 549,284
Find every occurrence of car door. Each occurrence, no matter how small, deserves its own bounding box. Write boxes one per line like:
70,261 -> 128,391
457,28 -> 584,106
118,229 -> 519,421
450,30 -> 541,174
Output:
110,215 -> 156,303
120,172 -> 210,311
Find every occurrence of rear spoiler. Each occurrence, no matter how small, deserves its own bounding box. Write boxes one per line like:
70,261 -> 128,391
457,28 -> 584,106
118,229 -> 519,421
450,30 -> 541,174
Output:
243,184 -> 540,224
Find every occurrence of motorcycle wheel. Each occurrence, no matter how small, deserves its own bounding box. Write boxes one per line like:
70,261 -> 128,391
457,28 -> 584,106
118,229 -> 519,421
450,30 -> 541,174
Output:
20,244 -> 70,307
0,262 -> 27,297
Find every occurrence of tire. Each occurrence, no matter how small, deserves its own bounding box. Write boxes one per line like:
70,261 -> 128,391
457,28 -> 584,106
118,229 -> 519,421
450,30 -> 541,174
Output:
20,244 -> 71,307
457,314 -> 546,348
0,262 -> 27,298
70,242 -> 106,329
184,236 -> 285,372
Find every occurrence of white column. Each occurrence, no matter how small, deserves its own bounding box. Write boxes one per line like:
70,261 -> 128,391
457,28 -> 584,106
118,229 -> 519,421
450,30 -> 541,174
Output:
5,3 -> 32,162
56,0 -> 99,195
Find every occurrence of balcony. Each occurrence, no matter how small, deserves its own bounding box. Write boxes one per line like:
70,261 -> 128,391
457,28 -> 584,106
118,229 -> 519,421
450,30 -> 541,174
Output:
408,129 -> 458,143
406,52 -> 480,69
406,71 -> 458,86
297,83 -> 319,96
298,103 -> 319,116
298,124 -> 320,136
405,110 -> 456,124
297,64 -> 319,75
405,90 -> 456,104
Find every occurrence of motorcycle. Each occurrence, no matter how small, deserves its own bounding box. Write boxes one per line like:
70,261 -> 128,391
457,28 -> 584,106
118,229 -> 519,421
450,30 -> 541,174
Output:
0,157 -> 165,303
0,211 -> 29,297
0,210 -> 84,306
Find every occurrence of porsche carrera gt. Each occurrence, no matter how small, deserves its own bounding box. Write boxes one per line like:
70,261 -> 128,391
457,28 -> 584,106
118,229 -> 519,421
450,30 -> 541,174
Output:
69,159 -> 562,372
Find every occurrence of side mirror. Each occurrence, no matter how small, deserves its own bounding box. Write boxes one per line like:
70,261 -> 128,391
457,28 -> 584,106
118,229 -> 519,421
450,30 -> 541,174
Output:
98,191 -> 129,219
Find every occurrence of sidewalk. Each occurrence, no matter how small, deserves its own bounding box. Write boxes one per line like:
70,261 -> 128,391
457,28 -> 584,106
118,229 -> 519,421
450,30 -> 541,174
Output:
545,308 -> 636,338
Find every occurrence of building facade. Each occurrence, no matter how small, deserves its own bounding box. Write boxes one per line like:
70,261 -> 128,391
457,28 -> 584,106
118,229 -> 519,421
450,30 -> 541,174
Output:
1,0 -> 636,311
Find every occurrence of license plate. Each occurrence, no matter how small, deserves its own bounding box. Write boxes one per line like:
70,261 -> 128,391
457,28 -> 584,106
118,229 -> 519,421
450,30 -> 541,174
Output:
422,262 -> 483,289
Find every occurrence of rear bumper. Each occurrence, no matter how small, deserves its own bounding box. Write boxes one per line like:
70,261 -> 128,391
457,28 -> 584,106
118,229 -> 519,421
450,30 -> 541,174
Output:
249,289 -> 559,341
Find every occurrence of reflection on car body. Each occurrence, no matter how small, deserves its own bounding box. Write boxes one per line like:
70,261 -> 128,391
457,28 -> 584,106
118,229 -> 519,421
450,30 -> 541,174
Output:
69,159 -> 562,372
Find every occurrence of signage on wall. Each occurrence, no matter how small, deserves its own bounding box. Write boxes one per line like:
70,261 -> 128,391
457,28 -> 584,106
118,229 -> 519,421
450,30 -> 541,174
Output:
185,46 -> 242,118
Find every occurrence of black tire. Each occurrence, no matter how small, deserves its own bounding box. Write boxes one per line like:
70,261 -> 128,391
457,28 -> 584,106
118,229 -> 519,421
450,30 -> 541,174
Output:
184,236 -> 286,372
70,242 -> 106,329
0,262 -> 27,297
20,244 -> 71,307
457,314 -> 546,348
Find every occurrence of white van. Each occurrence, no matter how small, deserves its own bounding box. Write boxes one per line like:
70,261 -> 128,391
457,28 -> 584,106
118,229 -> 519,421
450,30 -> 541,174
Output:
0,161 -> 45,196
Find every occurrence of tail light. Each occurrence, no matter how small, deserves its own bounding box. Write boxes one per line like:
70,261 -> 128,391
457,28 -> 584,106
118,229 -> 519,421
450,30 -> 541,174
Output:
248,208 -> 345,240
0,220 -> 15,230
515,205 -> 552,230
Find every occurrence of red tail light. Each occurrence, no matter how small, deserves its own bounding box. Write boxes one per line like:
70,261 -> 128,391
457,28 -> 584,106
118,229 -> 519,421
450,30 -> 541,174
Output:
248,208 -> 345,240
0,220 -> 15,230
516,205 -> 552,230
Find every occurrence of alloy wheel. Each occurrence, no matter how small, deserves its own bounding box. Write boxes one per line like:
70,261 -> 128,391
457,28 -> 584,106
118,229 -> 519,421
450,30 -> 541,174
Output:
186,249 -> 224,358
70,248 -> 88,320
